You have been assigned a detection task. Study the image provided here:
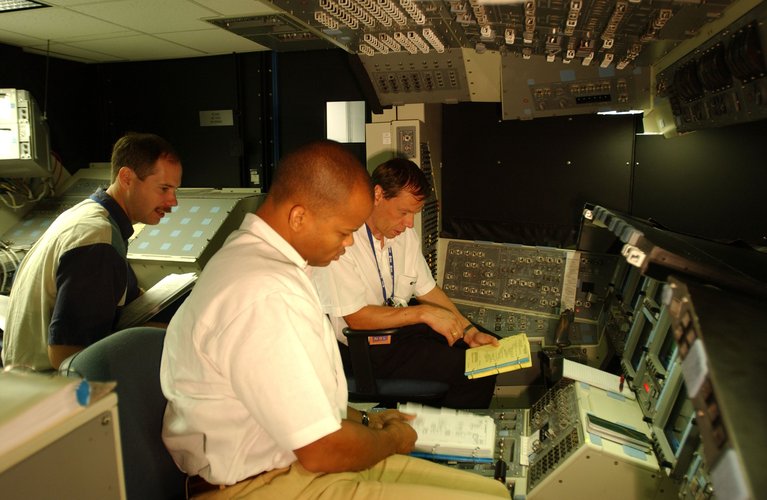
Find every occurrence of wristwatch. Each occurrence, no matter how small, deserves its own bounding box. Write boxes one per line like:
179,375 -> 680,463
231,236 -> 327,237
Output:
360,410 -> 369,427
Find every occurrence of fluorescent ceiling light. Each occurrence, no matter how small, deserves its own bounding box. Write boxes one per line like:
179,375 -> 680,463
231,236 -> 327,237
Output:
597,110 -> 644,115
0,0 -> 48,13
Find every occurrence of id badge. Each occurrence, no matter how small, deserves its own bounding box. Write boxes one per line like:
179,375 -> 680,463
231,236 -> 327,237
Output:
368,335 -> 392,345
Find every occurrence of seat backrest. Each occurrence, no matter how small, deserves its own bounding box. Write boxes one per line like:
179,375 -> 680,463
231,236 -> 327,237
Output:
67,327 -> 186,500
343,324 -> 449,407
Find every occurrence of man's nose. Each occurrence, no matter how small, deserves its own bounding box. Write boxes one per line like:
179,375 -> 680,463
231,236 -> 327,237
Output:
404,213 -> 415,228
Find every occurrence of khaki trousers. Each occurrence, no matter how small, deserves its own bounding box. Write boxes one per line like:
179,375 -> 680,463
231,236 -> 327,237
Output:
194,454 -> 509,500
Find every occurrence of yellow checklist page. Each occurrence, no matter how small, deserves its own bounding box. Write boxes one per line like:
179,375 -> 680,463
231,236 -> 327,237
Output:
464,334 -> 533,379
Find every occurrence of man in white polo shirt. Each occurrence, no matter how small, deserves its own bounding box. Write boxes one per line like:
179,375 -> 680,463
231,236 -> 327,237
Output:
160,141 -> 509,499
313,158 -> 498,409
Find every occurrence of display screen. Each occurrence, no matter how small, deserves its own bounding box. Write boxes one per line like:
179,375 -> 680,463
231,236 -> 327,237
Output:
631,314 -> 655,369
652,281 -> 666,307
658,325 -> 677,369
663,385 -> 693,455
630,286 -> 645,313
619,267 -> 640,303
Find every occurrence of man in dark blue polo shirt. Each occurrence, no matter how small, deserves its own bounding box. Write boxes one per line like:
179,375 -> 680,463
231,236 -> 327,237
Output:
2,132 -> 182,370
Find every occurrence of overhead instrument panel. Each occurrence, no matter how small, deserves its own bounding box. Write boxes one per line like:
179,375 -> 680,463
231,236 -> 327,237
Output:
501,52 -> 651,119
655,1 -> 767,132
250,0 -> 740,117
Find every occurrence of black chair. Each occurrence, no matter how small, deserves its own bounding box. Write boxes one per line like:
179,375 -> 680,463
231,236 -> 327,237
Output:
343,324 -> 449,407
65,327 -> 186,500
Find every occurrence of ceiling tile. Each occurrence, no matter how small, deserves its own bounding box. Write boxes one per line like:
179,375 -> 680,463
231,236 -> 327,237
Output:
25,42 -> 126,63
68,0 -> 222,34
40,0 -> 109,5
0,7 -> 127,41
0,28 -> 47,46
67,33 -> 207,60
193,0 -> 278,16
157,28 -> 268,53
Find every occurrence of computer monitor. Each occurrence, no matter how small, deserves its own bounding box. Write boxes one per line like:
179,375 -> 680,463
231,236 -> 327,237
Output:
645,278 -> 666,314
618,266 -> 643,313
608,258 -> 629,295
662,383 -> 694,456
0,89 -> 50,178
621,305 -> 656,382
633,306 -> 673,419
656,320 -> 677,372
651,362 -> 698,476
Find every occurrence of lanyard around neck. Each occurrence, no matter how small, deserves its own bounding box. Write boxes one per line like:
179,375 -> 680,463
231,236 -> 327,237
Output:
365,224 -> 394,305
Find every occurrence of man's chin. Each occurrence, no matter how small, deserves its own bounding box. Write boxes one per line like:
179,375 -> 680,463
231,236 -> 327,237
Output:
144,213 -> 163,225
318,252 -> 345,266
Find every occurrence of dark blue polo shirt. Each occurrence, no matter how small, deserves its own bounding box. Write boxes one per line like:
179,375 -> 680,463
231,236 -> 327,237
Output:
49,188 -> 140,346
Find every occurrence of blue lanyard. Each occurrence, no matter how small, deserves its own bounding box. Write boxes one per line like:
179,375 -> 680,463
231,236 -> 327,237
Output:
366,224 -> 395,306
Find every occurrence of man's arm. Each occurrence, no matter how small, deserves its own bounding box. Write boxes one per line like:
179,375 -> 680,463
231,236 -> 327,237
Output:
48,344 -> 84,369
48,243 -> 127,368
416,286 -> 499,347
344,296 -> 464,346
294,410 -> 416,473
344,285 -> 498,347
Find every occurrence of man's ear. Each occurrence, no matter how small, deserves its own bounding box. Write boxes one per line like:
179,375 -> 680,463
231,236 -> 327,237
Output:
288,204 -> 306,232
373,185 -> 383,205
117,166 -> 133,187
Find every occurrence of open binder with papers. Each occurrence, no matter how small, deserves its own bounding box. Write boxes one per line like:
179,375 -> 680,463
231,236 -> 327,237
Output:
398,403 -> 496,463
116,272 -> 197,330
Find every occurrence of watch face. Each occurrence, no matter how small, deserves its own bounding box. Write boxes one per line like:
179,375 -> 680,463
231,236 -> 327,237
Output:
387,297 -> 408,308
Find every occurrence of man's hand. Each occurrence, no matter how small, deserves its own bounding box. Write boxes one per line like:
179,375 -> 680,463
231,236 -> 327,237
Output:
463,328 -> 500,348
417,304 -> 466,345
367,409 -> 415,429
381,417 -> 417,455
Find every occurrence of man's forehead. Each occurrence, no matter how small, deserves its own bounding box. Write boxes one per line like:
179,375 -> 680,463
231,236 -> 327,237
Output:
387,189 -> 425,207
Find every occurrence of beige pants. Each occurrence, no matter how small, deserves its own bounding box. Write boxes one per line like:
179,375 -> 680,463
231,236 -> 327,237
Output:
194,454 -> 510,500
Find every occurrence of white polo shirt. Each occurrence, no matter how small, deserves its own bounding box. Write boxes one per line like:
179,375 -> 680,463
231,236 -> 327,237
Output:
312,225 -> 436,343
161,214 -> 347,485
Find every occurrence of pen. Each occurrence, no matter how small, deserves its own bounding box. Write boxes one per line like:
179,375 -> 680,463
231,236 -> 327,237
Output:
619,374 -> 625,392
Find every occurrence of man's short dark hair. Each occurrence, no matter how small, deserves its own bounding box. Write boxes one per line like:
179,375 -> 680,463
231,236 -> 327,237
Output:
269,140 -> 372,212
111,132 -> 180,181
371,158 -> 431,200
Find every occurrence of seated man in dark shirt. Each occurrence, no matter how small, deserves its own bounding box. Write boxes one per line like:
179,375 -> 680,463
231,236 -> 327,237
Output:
2,132 -> 182,370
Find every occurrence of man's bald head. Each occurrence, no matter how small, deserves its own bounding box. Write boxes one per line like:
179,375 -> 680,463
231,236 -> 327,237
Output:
268,140 -> 372,214
259,140 -> 374,266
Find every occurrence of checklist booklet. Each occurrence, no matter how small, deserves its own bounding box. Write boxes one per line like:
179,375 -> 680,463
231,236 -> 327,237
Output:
399,402 -> 495,462
464,333 -> 533,379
